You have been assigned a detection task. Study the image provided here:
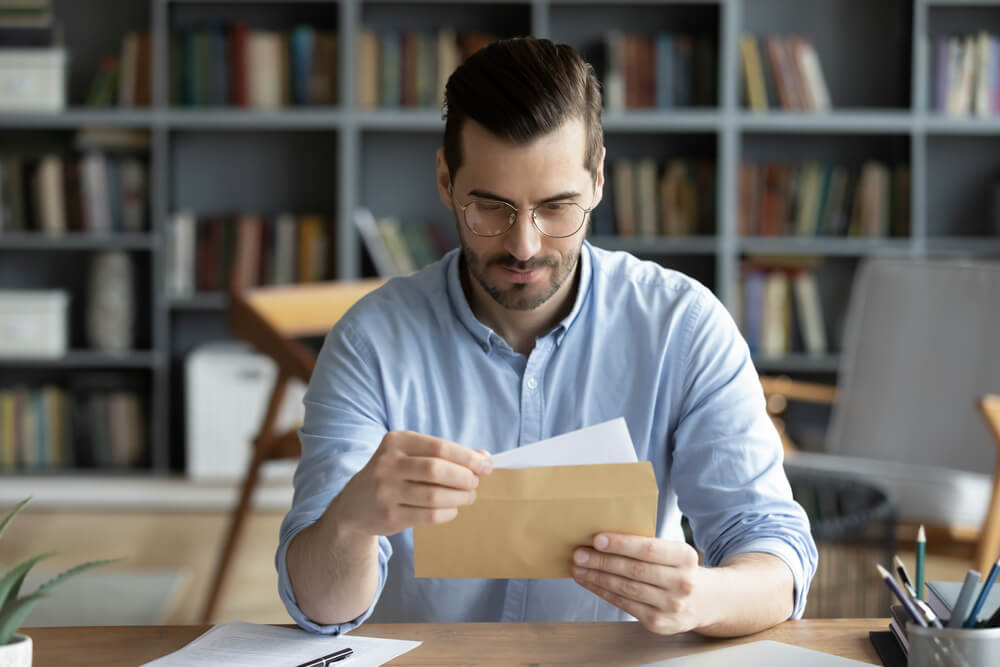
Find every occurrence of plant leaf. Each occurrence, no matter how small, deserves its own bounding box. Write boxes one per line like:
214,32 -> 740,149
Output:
34,558 -> 121,596
0,552 -> 55,612
0,498 -> 30,543
0,592 -> 44,646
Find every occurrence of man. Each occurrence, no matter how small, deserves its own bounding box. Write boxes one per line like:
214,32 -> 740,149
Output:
279,37 -> 817,637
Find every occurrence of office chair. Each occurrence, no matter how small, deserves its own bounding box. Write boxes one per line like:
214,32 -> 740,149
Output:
761,258 -> 1000,575
200,269 -> 383,623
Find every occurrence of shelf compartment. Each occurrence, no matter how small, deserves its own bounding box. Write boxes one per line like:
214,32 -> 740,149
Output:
738,111 -> 914,134
740,0 -> 912,110
925,135 -> 1000,237
164,108 -> 343,129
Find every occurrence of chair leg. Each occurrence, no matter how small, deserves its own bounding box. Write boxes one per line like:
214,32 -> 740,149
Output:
974,460 -> 1000,574
200,449 -> 266,623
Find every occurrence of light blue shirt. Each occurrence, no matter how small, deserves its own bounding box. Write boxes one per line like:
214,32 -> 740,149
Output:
277,241 -> 817,634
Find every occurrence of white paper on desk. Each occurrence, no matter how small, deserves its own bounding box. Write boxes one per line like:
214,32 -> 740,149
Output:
140,621 -> 421,667
489,417 -> 637,469
637,640 -> 871,666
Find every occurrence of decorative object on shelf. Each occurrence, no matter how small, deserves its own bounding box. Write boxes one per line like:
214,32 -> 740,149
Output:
0,497 -> 117,667
86,250 -> 133,353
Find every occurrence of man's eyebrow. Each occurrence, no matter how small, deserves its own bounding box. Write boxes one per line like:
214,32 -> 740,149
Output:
466,189 -> 582,205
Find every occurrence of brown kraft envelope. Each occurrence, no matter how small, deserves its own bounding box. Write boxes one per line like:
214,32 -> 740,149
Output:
413,461 -> 659,579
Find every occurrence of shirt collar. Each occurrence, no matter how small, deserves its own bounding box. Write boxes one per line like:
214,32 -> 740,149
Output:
445,241 -> 595,353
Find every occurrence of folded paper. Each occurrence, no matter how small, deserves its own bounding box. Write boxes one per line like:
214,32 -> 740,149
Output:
413,461 -> 658,579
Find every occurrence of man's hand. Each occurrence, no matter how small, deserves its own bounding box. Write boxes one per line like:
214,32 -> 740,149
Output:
571,533 -> 706,635
331,431 -> 493,538
571,534 -> 794,636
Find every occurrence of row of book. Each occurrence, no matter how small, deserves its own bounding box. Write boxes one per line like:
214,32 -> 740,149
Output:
356,29 -> 492,109
0,136 -> 149,235
354,208 -> 449,277
738,161 -> 910,238
934,32 -> 1000,117
740,35 -> 831,112
171,23 -> 338,108
167,212 -> 336,296
0,384 -> 146,471
86,31 -> 152,107
737,265 -> 829,357
586,32 -> 716,110
597,158 -> 715,237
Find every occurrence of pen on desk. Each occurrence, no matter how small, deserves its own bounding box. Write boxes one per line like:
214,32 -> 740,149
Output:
894,554 -> 914,592
948,569 -> 982,628
877,563 -> 928,627
915,524 -> 926,601
294,647 -> 353,667
964,557 -> 1000,628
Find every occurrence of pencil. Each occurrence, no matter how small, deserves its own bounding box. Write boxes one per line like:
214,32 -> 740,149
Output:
964,557 -> 1000,628
877,563 -> 928,628
916,524 -> 926,601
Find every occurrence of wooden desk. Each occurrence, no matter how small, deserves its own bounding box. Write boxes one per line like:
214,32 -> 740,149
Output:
25,619 -> 886,666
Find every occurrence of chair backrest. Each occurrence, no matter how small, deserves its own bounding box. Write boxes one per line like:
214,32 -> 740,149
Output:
827,258 -> 1000,475
228,279 -> 384,383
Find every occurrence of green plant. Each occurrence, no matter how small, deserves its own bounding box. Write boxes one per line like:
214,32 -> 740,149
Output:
0,498 -> 118,646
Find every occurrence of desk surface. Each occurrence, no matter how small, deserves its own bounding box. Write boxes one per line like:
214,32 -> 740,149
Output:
25,619 -> 885,666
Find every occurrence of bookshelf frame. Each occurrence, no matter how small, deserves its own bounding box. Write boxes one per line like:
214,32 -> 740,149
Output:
2,0 -> 1000,499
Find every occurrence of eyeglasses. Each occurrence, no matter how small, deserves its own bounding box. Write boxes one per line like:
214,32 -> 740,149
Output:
452,186 -> 597,238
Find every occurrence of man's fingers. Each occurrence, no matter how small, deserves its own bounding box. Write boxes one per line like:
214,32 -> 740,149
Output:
396,433 -> 493,474
572,566 -> 667,608
574,578 -> 674,635
572,549 -> 673,589
396,455 -> 481,490
590,534 -> 698,568
398,481 -> 477,509
392,505 -> 460,528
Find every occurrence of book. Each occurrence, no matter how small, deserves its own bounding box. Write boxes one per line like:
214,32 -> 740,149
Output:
353,207 -> 398,277
926,580 -> 1000,625
740,35 -> 767,111
32,155 -> 65,235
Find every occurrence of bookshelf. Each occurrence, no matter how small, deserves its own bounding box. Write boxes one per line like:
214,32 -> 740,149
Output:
2,0 -> 1000,499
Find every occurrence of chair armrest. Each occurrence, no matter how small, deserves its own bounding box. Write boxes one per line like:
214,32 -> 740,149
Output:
760,376 -> 838,404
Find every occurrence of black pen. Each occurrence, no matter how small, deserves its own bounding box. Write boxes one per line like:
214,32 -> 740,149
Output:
986,603 -> 1000,628
295,647 -> 353,667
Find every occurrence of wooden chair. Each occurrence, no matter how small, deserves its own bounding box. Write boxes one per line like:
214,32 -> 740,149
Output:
761,258 -> 1000,576
200,277 -> 383,623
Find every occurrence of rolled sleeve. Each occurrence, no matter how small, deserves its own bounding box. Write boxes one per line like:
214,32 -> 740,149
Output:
275,318 -> 392,633
670,288 -> 818,620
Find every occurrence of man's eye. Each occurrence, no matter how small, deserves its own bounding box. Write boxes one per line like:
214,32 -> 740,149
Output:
545,203 -> 570,211
478,202 -> 505,211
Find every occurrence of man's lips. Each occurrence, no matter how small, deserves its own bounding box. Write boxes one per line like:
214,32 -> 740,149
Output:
499,265 -> 546,283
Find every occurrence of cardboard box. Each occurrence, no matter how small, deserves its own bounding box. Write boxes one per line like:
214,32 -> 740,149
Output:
0,48 -> 66,111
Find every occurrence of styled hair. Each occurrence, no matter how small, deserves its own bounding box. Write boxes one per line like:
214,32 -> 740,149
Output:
442,37 -> 603,183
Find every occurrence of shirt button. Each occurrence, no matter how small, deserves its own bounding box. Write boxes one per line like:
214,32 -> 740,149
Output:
526,377 -> 538,390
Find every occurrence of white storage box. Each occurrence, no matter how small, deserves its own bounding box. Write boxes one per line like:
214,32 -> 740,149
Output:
0,48 -> 66,111
0,289 -> 68,357
186,342 -> 306,480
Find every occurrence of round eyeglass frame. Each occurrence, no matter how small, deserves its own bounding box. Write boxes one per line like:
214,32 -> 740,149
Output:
451,184 -> 598,239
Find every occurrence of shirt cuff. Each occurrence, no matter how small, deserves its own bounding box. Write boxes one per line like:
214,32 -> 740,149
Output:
720,537 -> 813,620
275,525 -> 390,634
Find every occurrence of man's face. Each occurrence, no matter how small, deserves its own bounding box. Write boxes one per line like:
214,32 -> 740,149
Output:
437,118 -> 604,311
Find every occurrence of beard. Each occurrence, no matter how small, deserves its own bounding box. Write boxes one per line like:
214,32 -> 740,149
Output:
459,231 -> 581,311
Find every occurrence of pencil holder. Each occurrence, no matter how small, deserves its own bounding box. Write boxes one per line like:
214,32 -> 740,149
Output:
907,623 -> 1000,667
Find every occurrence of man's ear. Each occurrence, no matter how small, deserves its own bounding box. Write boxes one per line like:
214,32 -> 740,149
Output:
592,145 -> 607,209
436,148 -> 454,211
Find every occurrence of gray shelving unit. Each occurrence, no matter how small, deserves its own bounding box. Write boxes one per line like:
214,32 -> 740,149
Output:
3,0 -> 1000,486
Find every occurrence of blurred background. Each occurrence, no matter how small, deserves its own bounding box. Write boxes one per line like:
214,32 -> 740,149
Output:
1,0 -> 998,628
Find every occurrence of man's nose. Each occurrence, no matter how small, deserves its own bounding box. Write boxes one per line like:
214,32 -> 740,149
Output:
504,208 -> 542,261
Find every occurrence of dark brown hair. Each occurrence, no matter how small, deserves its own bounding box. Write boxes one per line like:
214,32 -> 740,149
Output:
442,37 -> 603,183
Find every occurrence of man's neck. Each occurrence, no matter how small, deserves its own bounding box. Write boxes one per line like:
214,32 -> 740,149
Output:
461,257 -> 580,356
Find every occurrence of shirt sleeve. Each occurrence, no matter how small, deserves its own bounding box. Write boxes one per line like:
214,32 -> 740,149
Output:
669,287 -> 818,620
275,319 -> 392,634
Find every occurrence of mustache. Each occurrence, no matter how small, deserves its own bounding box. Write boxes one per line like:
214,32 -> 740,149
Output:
487,255 -> 557,271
